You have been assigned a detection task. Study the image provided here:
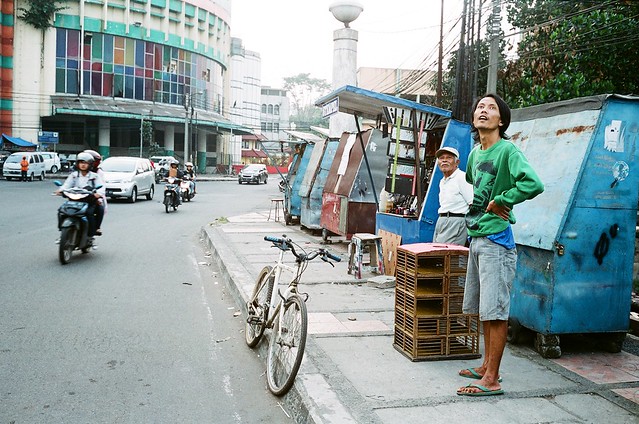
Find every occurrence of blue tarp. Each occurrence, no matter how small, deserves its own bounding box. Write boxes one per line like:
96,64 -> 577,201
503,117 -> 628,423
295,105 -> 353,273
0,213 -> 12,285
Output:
1,133 -> 36,148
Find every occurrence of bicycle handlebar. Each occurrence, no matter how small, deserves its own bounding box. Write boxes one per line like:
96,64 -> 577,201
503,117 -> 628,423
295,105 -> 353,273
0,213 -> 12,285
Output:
263,235 -> 341,263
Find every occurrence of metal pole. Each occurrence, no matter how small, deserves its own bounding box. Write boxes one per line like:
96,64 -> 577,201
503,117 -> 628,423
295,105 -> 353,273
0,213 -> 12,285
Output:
184,93 -> 189,164
139,116 -> 143,157
437,0 -> 444,107
486,0 -> 501,93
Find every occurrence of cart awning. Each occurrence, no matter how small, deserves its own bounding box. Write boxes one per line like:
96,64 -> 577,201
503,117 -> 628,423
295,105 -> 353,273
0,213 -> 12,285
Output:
314,85 -> 452,121
1,134 -> 37,148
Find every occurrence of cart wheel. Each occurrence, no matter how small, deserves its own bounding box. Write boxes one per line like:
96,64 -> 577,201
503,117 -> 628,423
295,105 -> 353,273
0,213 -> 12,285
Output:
284,210 -> 293,226
322,228 -> 330,243
534,333 -> 561,358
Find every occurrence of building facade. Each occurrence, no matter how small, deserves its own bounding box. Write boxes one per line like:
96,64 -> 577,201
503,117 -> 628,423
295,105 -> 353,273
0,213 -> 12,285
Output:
1,0 -> 251,172
260,87 -> 289,142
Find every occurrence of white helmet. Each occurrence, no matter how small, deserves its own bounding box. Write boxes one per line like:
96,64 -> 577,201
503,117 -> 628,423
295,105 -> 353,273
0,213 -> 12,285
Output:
185,162 -> 193,167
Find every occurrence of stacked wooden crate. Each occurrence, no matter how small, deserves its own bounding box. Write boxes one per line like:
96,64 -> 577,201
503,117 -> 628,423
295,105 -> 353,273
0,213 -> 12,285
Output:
393,243 -> 481,361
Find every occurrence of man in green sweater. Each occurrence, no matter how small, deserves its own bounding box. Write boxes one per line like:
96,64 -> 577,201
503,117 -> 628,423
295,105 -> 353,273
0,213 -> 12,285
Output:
457,94 -> 544,397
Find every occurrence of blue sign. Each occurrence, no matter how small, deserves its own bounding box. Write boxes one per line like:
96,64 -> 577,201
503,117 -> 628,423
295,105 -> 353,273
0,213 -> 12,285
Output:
38,131 -> 59,144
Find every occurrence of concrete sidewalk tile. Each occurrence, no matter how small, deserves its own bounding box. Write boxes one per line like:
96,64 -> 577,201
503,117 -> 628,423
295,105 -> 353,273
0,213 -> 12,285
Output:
553,352 -> 639,384
612,387 -> 639,404
341,319 -> 389,332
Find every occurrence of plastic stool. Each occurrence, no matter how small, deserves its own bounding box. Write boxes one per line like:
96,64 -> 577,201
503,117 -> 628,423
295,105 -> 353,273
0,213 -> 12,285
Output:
268,198 -> 284,222
347,233 -> 384,279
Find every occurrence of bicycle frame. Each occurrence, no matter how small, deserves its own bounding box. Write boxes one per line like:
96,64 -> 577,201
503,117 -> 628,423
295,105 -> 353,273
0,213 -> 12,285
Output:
262,247 -> 301,330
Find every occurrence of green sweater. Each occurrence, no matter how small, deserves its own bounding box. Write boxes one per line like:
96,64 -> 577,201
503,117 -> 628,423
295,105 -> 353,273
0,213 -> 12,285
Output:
465,139 -> 544,237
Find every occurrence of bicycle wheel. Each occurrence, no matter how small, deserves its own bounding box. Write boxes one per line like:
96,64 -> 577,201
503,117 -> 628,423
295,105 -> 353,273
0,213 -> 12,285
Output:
245,266 -> 274,348
266,294 -> 307,396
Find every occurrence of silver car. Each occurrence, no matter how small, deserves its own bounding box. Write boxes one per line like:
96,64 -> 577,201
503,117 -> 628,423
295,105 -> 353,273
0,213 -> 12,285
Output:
100,156 -> 155,202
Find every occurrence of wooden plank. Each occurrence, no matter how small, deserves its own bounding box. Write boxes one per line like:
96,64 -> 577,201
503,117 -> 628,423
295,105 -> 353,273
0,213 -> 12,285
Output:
379,229 -> 402,276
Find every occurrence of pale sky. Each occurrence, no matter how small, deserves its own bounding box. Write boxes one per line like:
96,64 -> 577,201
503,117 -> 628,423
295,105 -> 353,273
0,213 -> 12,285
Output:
230,0 -> 468,89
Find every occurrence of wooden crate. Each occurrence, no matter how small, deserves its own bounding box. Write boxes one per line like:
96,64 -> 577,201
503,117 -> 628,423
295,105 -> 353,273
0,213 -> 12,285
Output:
393,242 -> 480,361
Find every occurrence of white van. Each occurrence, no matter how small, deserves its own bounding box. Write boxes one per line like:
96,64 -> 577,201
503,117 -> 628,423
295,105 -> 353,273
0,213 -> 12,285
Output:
3,152 -> 46,181
40,152 -> 61,173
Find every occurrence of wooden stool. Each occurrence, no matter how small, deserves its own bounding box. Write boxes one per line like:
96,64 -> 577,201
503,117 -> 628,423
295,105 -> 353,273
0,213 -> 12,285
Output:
268,198 -> 284,222
348,233 -> 384,279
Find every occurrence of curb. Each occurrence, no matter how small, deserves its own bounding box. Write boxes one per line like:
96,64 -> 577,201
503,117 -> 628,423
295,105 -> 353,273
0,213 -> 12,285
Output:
200,224 -> 327,424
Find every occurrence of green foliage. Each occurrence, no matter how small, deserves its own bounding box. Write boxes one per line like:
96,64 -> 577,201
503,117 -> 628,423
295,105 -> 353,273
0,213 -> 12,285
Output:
18,0 -> 67,30
282,73 -> 331,129
504,0 -> 639,107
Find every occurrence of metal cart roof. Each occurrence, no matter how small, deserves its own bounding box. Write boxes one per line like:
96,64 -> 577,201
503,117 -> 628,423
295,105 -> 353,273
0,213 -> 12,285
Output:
315,85 -> 452,121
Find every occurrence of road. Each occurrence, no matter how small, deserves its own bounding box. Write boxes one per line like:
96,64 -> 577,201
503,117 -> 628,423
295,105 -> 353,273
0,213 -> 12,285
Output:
0,177 -> 294,423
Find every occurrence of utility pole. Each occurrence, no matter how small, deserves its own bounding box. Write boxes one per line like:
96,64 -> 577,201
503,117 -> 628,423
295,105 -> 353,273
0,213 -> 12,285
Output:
139,116 -> 143,157
437,0 -> 444,107
486,0 -> 501,94
453,0 -> 469,120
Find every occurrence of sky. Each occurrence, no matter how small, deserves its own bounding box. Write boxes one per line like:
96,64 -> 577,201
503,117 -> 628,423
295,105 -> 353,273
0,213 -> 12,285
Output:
229,0 -> 469,89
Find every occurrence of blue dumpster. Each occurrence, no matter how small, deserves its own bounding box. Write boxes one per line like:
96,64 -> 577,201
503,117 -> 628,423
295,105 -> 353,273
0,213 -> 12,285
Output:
507,94 -> 639,357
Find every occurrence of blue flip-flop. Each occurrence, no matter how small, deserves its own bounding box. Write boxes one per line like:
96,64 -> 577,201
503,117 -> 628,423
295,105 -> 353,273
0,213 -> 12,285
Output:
459,368 -> 502,382
457,383 -> 504,397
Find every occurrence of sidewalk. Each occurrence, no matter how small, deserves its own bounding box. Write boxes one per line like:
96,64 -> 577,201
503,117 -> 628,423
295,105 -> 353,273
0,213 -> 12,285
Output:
201,210 -> 639,424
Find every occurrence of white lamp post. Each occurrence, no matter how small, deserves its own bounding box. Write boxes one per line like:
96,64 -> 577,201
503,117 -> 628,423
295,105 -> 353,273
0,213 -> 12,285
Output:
329,1 -> 363,138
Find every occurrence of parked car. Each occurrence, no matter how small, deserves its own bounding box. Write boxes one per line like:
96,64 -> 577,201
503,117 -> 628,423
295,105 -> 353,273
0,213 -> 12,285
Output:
100,156 -> 155,202
59,153 -> 77,172
238,163 -> 268,184
149,155 -> 175,182
3,151 -> 46,181
40,152 -> 61,173
0,150 -> 11,173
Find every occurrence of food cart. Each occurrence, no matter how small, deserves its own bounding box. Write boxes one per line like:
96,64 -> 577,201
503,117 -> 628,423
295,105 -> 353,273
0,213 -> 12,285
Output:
315,85 -> 472,268
299,138 -> 340,231
283,142 -> 313,225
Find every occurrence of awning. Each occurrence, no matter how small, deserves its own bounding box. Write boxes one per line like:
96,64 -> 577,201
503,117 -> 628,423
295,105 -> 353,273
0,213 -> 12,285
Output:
50,95 -> 254,136
314,85 -> 451,121
1,133 -> 37,148
241,149 -> 268,158
283,130 -> 324,143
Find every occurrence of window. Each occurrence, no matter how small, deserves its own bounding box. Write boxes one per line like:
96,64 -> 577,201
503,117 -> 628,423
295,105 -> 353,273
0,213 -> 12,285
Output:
261,104 -> 267,113
267,104 -> 273,114
274,105 -> 280,115
261,122 -> 266,131
274,123 -> 279,132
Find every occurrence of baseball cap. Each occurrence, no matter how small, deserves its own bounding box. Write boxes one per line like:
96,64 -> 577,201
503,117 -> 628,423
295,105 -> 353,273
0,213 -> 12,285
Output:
435,146 -> 459,158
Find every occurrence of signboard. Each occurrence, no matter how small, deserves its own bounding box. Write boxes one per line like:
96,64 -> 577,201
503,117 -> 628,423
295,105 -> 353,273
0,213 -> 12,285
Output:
38,131 -> 59,144
321,97 -> 339,118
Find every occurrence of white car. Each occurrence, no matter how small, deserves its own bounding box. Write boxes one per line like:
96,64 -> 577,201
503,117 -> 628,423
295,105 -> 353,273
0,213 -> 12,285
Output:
100,156 -> 155,203
40,152 -> 61,173
3,152 -> 46,181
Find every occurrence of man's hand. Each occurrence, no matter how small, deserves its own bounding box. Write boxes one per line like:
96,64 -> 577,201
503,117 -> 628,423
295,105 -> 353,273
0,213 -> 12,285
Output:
486,200 -> 510,220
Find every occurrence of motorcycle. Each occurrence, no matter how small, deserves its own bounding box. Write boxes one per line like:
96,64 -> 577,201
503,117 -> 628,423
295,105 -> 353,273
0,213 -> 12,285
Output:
163,177 -> 181,213
55,181 -> 100,264
180,175 -> 195,202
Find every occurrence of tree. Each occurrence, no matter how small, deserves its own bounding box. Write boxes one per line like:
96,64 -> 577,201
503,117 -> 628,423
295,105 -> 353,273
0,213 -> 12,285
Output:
282,74 -> 331,129
18,0 -> 68,68
504,0 -> 639,107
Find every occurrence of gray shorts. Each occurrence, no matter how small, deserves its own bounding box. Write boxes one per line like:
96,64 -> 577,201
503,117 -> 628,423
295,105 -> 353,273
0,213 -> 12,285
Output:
462,236 -> 517,321
433,216 -> 468,246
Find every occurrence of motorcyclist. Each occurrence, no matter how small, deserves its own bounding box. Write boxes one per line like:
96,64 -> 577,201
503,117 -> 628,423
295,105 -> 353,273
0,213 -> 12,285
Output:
83,149 -> 106,236
166,159 -> 183,205
167,159 -> 184,179
184,161 -> 196,195
56,152 -> 105,238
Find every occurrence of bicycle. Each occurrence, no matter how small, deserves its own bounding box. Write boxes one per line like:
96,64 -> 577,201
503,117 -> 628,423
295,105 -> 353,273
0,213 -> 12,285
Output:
245,235 -> 341,396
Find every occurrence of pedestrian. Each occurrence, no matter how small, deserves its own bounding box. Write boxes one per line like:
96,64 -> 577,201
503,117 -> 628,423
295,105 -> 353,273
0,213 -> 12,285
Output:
20,155 -> 29,182
432,146 -> 473,246
457,93 -> 544,397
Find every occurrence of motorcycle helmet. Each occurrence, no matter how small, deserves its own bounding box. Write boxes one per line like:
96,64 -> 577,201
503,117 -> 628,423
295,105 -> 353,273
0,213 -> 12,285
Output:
185,162 -> 193,168
75,151 -> 94,169
83,149 -> 102,171
170,159 -> 179,167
